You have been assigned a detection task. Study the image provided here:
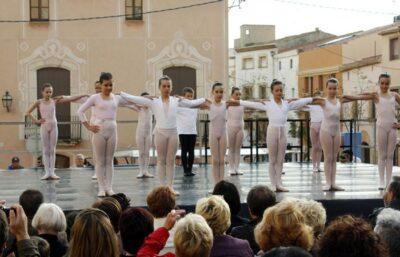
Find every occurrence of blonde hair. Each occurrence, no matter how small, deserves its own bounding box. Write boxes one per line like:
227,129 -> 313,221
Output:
32,203 -> 66,233
254,201 -> 314,251
174,214 -> 213,257
195,195 -> 231,236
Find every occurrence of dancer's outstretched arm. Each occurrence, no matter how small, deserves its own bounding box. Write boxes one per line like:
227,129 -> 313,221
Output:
120,92 -> 154,107
54,94 -> 89,104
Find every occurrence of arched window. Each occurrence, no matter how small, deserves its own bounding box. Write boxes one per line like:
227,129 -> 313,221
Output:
163,66 -> 197,97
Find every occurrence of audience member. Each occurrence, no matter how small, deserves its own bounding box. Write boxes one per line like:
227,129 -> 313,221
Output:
196,195 -> 253,257
262,247 -> 313,257
74,154 -> 86,168
8,156 -> 24,170
92,197 -> 122,233
110,193 -> 131,211
370,181 -> 400,225
374,208 -> 400,257
31,236 -> 51,257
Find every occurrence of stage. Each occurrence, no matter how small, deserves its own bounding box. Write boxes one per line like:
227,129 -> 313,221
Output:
0,163 -> 397,215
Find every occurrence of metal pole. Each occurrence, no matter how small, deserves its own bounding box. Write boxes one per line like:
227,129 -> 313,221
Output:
256,119 -> 259,162
350,119 -> 353,163
306,118 -> 310,162
300,120 -> 303,163
250,120 -> 253,163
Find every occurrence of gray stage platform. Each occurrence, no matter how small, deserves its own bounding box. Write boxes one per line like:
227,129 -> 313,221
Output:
0,163 -> 397,211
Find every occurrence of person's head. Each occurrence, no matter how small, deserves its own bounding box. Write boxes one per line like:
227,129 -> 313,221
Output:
10,156 -> 21,169
318,215 -> 387,257
32,203 -> 67,235
99,72 -> 113,95
65,211 -> 79,241
94,81 -> 102,94
195,195 -> 231,236
271,80 -> 283,99
374,208 -> 400,257
231,86 -> 241,100
379,74 -> 391,93
386,181 -> 400,203
110,193 -> 131,211
255,201 -> 314,252
158,75 -> 172,97
212,180 -> 241,217
41,83 -> 53,99
212,82 -> 224,102
119,207 -> 154,255
182,87 -> 195,100
68,208 -> 119,257
326,78 -> 339,98
0,210 -> 8,252
247,185 -> 276,219
75,154 -> 85,167
283,198 -> 326,238
92,197 -> 122,233
19,189 -> 44,220
313,91 -> 322,97
31,236 -> 50,257
262,247 -> 313,257
174,214 -> 214,257
146,186 -> 176,218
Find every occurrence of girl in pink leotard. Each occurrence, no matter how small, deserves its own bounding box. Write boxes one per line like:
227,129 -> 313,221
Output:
26,83 -> 87,180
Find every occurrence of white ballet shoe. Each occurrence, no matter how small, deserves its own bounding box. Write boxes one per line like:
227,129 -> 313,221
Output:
92,174 -> 98,180
143,172 -> 154,178
106,190 -> 115,196
276,186 -> 289,192
331,185 -> 345,191
137,172 -> 144,179
50,175 -> 60,180
41,174 -> 51,180
97,190 -> 106,197
172,190 -> 180,196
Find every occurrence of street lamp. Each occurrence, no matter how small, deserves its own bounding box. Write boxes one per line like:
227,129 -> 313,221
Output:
2,91 -> 13,112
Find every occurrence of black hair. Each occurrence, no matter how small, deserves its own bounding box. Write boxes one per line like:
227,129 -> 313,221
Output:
110,193 -> 131,211
212,82 -> 223,91
182,87 -> 194,95
19,189 -> 44,219
379,73 -> 391,81
212,180 -> 241,216
262,246 -> 312,257
388,181 -> 400,201
95,81 -> 101,85
140,92 -> 149,97
231,86 -> 240,95
326,77 -> 339,87
41,83 -> 53,91
99,72 -> 113,83
158,75 -> 171,87
247,185 -> 276,218
270,80 -> 282,92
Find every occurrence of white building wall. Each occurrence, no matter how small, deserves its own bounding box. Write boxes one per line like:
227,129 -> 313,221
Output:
274,49 -> 299,99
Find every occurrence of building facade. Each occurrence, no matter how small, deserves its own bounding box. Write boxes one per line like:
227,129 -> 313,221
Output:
0,0 -> 228,168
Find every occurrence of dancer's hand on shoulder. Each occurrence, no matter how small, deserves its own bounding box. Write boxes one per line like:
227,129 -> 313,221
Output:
88,125 -> 100,133
37,119 -> 45,125
393,123 -> 400,129
226,99 -> 239,107
257,99 -> 267,105
163,209 -> 186,231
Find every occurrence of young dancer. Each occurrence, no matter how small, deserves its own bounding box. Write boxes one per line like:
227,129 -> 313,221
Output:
120,76 -> 206,195
303,91 -> 324,173
227,80 -> 314,192
26,83 -> 87,180
177,87 -> 199,177
77,72 -> 138,197
227,87 -> 245,176
135,92 -> 154,179
345,74 -> 400,190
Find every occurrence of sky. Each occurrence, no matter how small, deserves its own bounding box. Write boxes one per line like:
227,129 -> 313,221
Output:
228,0 -> 399,47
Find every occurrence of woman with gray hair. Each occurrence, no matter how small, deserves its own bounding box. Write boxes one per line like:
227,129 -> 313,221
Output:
32,203 -> 67,257
374,208 -> 400,257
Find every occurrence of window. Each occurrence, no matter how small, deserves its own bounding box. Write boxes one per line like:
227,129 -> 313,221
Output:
242,58 -> 254,70
305,76 -> 313,95
245,29 -> 250,35
390,37 -> 399,60
279,61 -> 282,70
290,59 -> 293,69
258,56 -> 268,68
126,0 -> 143,20
243,86 -> 253,100
30,0 -> 49,21
259,85 -> 267,99
318,75 -> 323,91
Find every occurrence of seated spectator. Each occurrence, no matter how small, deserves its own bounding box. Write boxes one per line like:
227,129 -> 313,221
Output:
255,201 -> 313,253
19,189 -> 44,235
74,154 -> 86,168
66,208 -> 119,257
231,185 -> 276,255
212,180 -> 248,234
318,215 -> 387,257
119,207 -> 154,256
370,181 -> 400,225
196,195 -> 253,257
0,206 -> 8,254
92,197 -> 122,234
31,236 -> 51,257
32,203 -> 68,257
147,186 -> 177,251
174,214 -> 214,257
339,150 -> 361,163
65,211 -> 79,241
111,193 -> 131,211
374,208 -> 400,257
263,247 -> 312,257
8,156 -> 24,170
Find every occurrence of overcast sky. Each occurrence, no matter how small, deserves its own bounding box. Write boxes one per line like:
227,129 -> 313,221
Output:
228,0 -> 399,47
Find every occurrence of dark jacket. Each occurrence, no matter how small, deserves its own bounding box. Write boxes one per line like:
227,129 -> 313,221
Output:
231,218 -> 261,255
39,234 -> 67,257
369,199 -> 400,225
227,215 -> 249,234
210,234 -> 253,257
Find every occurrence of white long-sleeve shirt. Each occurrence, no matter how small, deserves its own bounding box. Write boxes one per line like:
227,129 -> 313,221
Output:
177,107 -> 198,135
77,93 -> 133,122
240,98 -> 313,127
303,105 -> 324,123
120,92 -> 205,130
